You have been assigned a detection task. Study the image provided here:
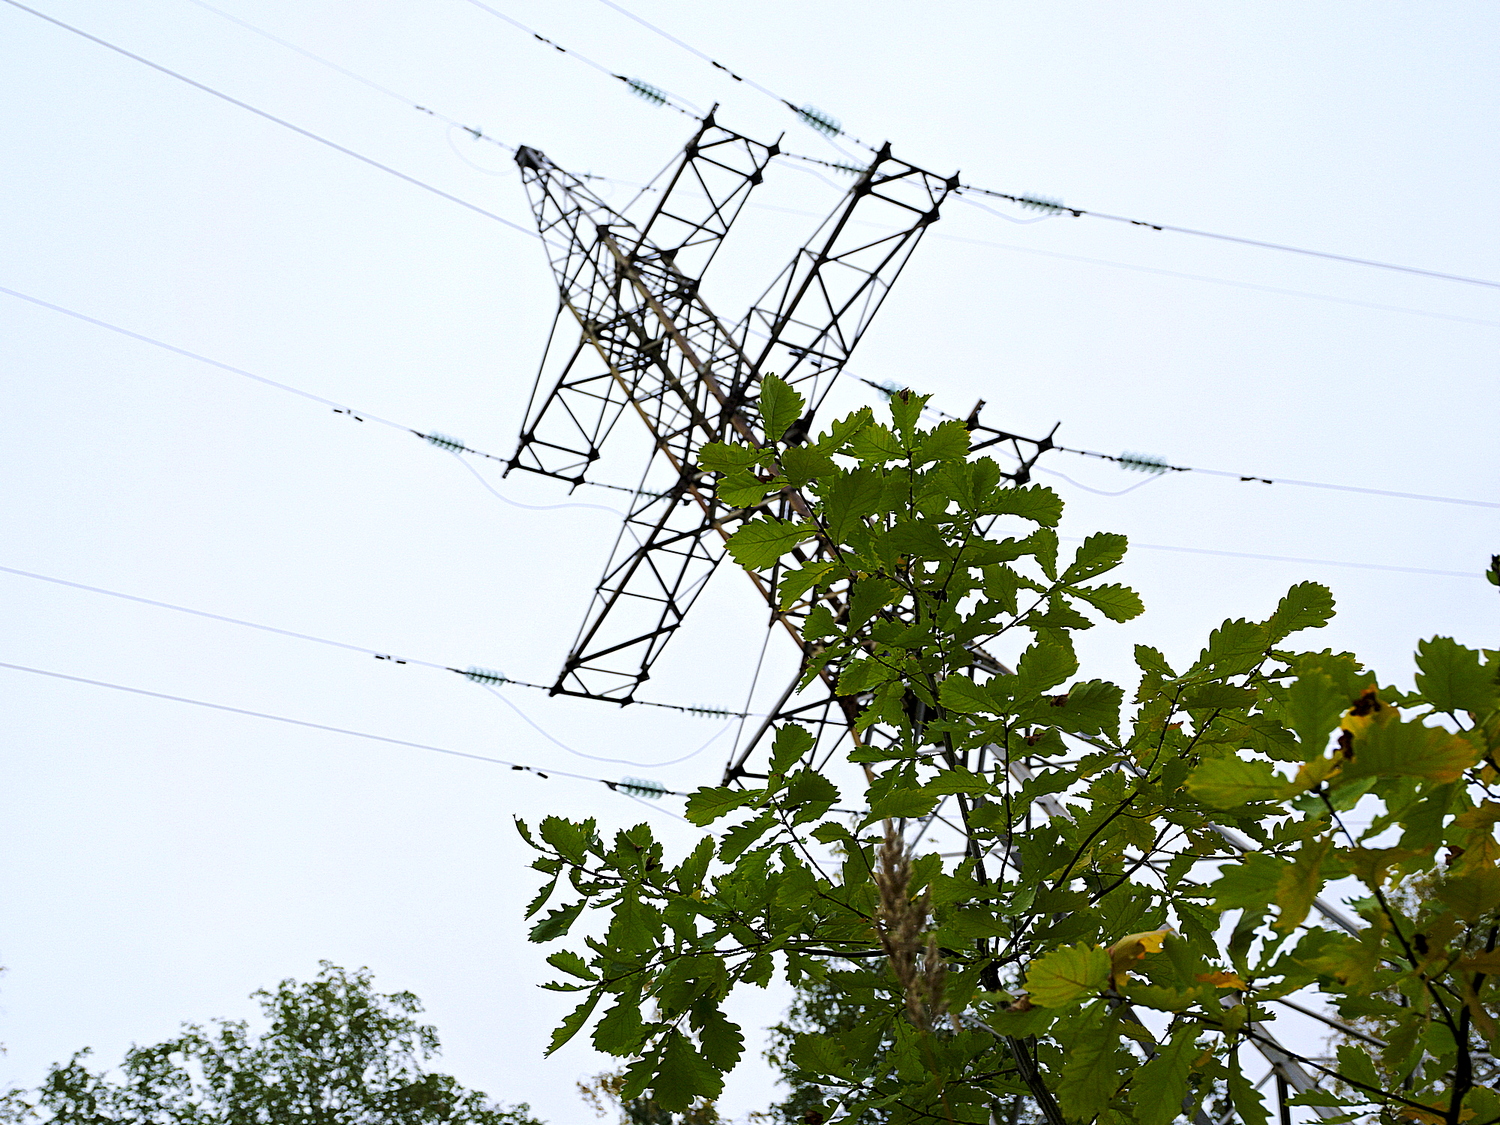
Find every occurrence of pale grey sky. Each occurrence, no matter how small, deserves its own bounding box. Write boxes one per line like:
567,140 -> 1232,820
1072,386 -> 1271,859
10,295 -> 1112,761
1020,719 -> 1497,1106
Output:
2,1 -> 1497,1120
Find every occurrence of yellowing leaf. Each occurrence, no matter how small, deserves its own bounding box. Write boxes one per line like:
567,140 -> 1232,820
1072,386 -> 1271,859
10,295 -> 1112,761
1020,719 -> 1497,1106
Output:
1023,943 -> 1110,1007
1340,687 -> 1398,736
1186,756 -> 1304,807
1274,832 -> 1333,933
1436,868 -> 1500,922
1293,754 -> 1343,790
1108,927 -> 1172,981
1341,846 -> 1428,890
1195,970 -> 1247,990
1343,716 -> 1480,785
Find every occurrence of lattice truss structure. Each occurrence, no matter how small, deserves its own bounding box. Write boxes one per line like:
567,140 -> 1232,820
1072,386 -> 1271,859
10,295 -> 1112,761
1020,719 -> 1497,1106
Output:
506,113 -> 1048,771
508,117 -> 1364,1121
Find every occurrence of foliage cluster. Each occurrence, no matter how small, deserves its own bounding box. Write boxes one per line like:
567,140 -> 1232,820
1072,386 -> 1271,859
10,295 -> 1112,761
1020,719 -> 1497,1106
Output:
520,379 -> 1500,1125
0,963 -> 541,1125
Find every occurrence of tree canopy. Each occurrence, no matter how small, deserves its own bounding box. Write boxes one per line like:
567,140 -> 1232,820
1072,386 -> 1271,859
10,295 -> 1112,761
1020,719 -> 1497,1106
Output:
0,962 -> 542,1125
519,379 -> 1500,1125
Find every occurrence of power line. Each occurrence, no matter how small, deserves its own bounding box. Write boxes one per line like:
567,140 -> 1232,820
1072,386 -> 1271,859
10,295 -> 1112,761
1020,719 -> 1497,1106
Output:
587,0 -> 872,153
0,561 -> 754,721
926,226 -> 1500,331
588,1 -> 1500,291
0,281 -> 630,512
182,0 -> 517,154
186,0 -> 659,192
859,378 -> 1499,512
1066,537 -> 1481,580
455,0 -> 700,118
6,281 -> 1487,579
957,184 -> 1500,291
0,658 -> 695,811
1052,444 -> 1500,510
0,0 -> 538,239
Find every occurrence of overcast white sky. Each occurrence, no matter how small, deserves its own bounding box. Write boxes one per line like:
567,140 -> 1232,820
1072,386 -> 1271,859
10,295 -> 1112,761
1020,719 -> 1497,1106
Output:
2,1 -> 1497,1120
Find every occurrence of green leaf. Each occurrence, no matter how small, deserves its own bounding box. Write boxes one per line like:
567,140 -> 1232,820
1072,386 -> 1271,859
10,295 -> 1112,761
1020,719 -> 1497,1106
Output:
939,674 -> 994,715
1208,852 -> 1281,911
530,899 -> 586,943
912,419 -> 970,465
697,441 -> 764,475
866,785 -> 940,822
546,949 -> 595,981
1071,582 -> 1144,623
758,374 -> 805,444
717,470 -> 775,509
1062,532 -> 1129,583
777,560 -> 841,610
539,816 -> 593,864
525,875 -> 559,920
691,1002 -> 745,1072
1135,645 -> 1176,680
720,810 -> 777,861
888,390 -> 928,441
984,485 -> 1063,527
848,423 -> 903,464
789,1033 -> 852,1079
1265,581 -> 1335,642
1049,679 -> 1124,739
607,889 -> 662,954
593,994 -> 646,1056
770,723 -> 816,774
1195,618 -> 1269,678
1057,1020 -> 1128,1120
547,990 -> 602,1054
1280,672 -> 1350,759
1185,756 -> 1300,807
1435,867 -> 1500,922
1017,637 -> 1078,696
684,786 -> 759,826
1127,1024 -> 1200,1125
837,656 -> 900,695
1415,636 -> 1497,714
1226,1048 -> 1270,1125
821,466 -> 885,544
778,444 -> 838,488
725,516 -> 813,570
1024,943 -> 1110,1006
652,1030 -> 722,1111
848,577 -> 903,630
785,769 -> 840,817
1274,832 -> 1333,933
1335,1042 -> 1381,1099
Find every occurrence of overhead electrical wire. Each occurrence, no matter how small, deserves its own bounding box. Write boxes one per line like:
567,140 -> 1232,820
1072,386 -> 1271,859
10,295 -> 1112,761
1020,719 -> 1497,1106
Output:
25,0 -> 1486,301
5,281 -> 1487,581
455,0 -> 699,117
181,0 -> 516,156
1051,445 -> 1500,510
0,0 -> 539,239
585,0 -> 1500,292
858,377 -> 1499,512
0,561 -> 753,722
36,0 -> 1491,327
0,281 -> 632,512
586,0 -> 872,154
1063,538 -> 1479,581
0,658 -> 697,819
745,192 -> 1500,330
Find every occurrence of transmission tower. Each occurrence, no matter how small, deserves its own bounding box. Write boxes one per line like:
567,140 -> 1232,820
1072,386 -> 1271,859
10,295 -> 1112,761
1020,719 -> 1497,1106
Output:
506,112 -> 1050,777
507,116 -> 1336,1123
